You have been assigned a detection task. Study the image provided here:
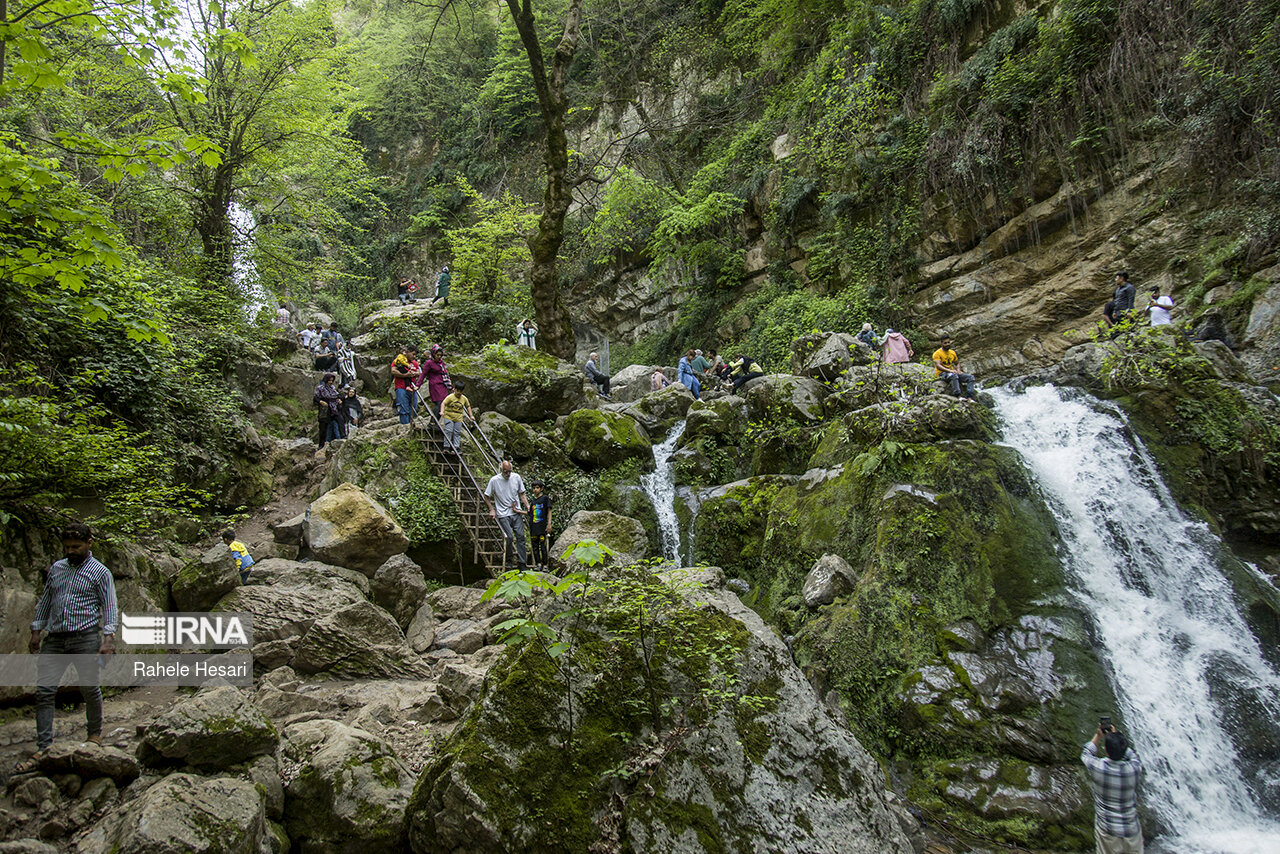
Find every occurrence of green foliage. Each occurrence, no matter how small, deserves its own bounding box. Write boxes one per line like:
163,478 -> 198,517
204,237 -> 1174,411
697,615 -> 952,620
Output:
441,176 -> 538,311
580,167 -> 671,267
383,473 -> 466,546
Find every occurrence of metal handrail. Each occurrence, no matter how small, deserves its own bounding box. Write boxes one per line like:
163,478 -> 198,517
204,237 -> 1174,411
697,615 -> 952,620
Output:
411,404 -> 509,574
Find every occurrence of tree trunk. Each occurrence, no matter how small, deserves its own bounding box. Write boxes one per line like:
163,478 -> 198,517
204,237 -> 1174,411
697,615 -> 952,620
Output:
193,165 -> 235,289
507,0 -> 582,362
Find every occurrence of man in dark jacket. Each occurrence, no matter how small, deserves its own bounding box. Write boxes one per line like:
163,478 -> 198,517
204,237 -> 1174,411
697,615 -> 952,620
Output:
1112,272 -> 1136,320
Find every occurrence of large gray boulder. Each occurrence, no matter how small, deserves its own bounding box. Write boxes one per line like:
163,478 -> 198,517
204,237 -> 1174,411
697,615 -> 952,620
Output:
27,743 -> 139,785
291,600 -> 424,678
563,409 -> 655,470
802,554 -> 857,607
281,720 -> 414,853
214,559 -> 368,644
608,363 -> 673,403
743,374 -> 829,423
77,773 -> 268,854
449,345 -> 588,421
171,544 -> 241,612
549,510 -> 650,569
791,332 -> 874,382
304,483 -> 409,575
370,554 -> 428,631
679,396 -> 746,445
406,567 -> 913,853
138,685 -> 279,769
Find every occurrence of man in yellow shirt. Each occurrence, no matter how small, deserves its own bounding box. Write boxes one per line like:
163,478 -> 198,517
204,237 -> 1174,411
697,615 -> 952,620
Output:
440,380 -> 474,453
932,336 -> 976,399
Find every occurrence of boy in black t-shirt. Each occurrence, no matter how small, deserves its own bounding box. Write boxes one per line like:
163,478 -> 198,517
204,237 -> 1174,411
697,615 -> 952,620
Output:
529,480 -> 552,571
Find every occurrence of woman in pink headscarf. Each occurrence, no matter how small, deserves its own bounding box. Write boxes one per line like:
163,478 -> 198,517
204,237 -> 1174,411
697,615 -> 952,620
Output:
881,329 -> 914,364
422,344 -> 452,417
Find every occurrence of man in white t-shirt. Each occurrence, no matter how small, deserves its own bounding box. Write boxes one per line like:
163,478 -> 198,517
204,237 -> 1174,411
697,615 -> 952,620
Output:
1147,290 -> 1174,327
484,460 -> 531,569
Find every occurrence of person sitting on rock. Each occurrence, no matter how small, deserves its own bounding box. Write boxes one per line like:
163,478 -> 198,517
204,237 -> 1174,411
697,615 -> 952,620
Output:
690,349 -> 710,376
651,367 -> 671,391
932,335 -> 976,399
222,529 -> 256,585
391,346 -> 420,425
678,348 -> 701,400
881,329 -> 913,364
730,354 -> 764,392
397,278 -> 415,305
585,352 -> 611,399
856,322 -> 878,349
1147,289 -> 1174,327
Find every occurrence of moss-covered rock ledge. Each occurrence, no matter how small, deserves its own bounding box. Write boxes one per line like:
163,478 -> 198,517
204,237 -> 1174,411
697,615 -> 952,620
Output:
406,566 -> 915,853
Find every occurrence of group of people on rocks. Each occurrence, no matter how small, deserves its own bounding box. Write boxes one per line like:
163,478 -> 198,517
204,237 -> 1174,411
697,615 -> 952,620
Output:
1102,271 -> 1175,329
395,266 -> 452,306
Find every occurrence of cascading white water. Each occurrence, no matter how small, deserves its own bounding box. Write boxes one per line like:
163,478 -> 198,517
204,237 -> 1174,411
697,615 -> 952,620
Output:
992,384 -> 1280,854
230,202 -> 271,320
641,420 -> 687,563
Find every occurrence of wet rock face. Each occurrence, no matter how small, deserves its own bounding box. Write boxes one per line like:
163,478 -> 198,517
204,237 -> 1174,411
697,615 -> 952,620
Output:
138,685 -> 279,769
304,483 -> 409,575
622,382 -> 696,434
844,395 -> 998,444
406,568 -> 914,854
280,720 -> 414,854
79,773 -> 268,854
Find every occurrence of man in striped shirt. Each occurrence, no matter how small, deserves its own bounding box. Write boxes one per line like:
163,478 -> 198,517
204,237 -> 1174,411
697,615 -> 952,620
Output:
1081,723 -> 1145,853
26,522 -> 118,756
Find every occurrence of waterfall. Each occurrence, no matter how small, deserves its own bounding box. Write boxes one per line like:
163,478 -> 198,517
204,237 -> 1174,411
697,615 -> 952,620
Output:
230,202 -> 271,320
992,384 -> 1280,854
641,420 -> 687,563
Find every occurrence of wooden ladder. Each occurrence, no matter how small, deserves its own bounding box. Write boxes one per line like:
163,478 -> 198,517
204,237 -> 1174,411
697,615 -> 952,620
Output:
412,408 -> 515,577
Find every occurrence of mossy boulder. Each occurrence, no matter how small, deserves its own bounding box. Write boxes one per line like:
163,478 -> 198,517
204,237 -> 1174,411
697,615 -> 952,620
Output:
691,477 -> 793,579
405,568 -> 913,853
305,483 -> 409,576
281,720 -> 414,853
450,344 -> 587,421
549,510 -> 650,568
563,409 -> 655,471
844,396 -> 998,445
591,484 -> 661,556
790,331 -> 874,382
823,363 -> 940,416
172,544 -> 241,613
743,374 -> 829,423
475,411 -> 572,469
625,382 -> 696,435
78,773 -> 268,854
138,685 -> 279,769
671,436 -> 742,487
680,395 -> 746,443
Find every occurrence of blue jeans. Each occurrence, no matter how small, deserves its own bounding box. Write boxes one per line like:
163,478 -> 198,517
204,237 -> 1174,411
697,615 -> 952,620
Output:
943,372 -> 976,398
395,387 -> 413,424
495,514 -> 528,568
36,631 -> 102,749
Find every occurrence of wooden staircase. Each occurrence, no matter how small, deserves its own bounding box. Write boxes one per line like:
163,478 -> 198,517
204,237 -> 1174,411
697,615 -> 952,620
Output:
411,407 -> 516,577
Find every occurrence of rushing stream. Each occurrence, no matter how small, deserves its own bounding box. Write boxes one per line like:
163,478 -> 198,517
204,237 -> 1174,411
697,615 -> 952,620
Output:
641,420 -> 687,563
992,385 -> 1280,854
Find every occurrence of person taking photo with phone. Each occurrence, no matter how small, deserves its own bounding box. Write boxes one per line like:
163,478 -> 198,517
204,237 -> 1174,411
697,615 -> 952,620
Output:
1081,718 -> 1146,853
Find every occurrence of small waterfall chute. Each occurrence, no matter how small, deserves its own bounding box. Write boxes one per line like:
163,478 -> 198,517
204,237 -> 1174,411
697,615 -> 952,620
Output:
641,420 -> 687,563
230,202 -> 271,320
992,384 -> 1280,853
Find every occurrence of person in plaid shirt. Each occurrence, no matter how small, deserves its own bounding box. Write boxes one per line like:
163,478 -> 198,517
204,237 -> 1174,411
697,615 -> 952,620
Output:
1081,723 -> 1145,853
